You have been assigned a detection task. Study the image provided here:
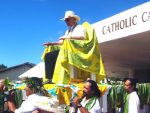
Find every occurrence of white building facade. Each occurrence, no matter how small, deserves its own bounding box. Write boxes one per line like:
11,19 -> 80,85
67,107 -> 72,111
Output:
92,2 -> 150,82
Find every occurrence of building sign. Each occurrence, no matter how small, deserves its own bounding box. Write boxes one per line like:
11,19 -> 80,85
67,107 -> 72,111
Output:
92,2 -> 150,43
102,11 -> 150,35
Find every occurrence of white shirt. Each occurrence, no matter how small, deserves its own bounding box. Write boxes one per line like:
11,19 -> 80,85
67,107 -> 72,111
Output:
128,91 -> 140,113
78,97 -> 101,113
15,94 -> 42,113
64,24 -> 85,38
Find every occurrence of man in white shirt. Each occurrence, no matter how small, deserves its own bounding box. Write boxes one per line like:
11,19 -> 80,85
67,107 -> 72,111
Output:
73,80 -> 102,113
124,78 -> 140,113
43,10 -> 85,81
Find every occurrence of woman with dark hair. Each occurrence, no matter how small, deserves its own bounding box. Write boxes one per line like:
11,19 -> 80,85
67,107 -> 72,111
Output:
7,77 -> 50,113
123,78 -> 140,113
73,80 -> 102,113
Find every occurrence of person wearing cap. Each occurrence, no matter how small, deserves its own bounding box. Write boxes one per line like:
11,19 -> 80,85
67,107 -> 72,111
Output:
59,10 -> 85,41
44,10 -> 86,81
7,77 -> 50,113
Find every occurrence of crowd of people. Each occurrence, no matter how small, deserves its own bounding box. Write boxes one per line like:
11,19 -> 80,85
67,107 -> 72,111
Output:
0,77 -> 141,113
0,10 -> 142,113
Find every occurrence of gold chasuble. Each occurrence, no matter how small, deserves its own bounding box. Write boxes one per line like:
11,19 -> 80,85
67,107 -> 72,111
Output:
52,22 -> 106,84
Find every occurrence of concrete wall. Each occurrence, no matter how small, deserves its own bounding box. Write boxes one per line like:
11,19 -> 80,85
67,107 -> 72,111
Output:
0,66 -> 32,81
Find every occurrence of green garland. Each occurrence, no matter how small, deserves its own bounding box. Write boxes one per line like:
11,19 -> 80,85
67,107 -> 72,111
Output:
137,83 -> 150,106
23,77 -> 50,97
23,77 -> 43,93
123,94 -> 129,113
14,89 -> 23,108
108,83 -> 150,112
108,84 -> 126,109
85,96 -> 96,110
0,92 -> 8,111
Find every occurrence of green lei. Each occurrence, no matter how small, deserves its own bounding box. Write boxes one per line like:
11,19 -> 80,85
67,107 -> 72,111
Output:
23,77 -> 42,93
85,96 -> 96,110
0,92 -> 8,110
123,94 -> 129,113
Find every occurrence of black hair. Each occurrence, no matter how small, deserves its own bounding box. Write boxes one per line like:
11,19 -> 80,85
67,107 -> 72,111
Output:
124,78 -> 138,91
24,77 -> 51,97
86,80 -> 101,98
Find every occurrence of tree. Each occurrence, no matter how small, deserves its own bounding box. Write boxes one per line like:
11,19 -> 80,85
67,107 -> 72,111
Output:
0,64 -> 7,71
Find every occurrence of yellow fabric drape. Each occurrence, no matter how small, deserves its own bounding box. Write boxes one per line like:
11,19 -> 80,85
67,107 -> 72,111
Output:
41,45 -> 60,61
56,87 -> 72,105
52,22 -> 106,84
41,45 -> 60,82
44,84 -> 56,90
43,83 -> 108,105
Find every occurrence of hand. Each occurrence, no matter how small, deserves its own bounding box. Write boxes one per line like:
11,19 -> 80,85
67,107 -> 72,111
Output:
59,36 -> 84,40
32,110 -> 39,113
73,97 -> 80,106
8,89 -> 15,102
43,42 -> 53,46
59,36 -> 67,40
43,42 -> 61,46
51,42 -> 61,45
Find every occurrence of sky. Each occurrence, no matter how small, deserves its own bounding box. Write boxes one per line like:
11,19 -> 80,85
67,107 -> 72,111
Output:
0,0 -> 149,67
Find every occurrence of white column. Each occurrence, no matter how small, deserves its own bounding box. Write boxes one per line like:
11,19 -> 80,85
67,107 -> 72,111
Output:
101,86 -> 111,113
91,73 -> 96,81
70,65 -> 77,79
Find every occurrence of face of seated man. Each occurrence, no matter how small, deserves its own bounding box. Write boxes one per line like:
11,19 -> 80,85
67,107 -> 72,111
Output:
65,17 -> 77,27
